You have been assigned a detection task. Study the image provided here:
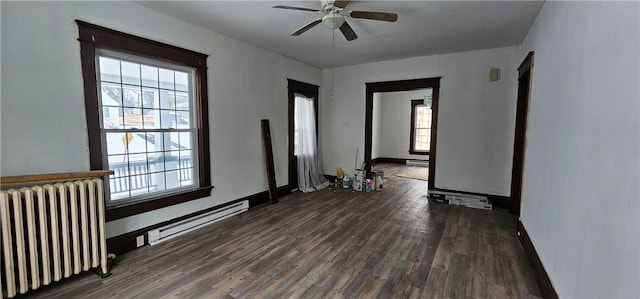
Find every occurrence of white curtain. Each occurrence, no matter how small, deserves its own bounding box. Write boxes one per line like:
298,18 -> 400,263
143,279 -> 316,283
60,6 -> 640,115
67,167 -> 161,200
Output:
294,93 -> 329,193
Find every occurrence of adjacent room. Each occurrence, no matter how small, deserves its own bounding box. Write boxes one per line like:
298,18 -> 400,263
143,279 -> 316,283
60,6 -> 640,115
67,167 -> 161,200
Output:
1,1 -> 638,298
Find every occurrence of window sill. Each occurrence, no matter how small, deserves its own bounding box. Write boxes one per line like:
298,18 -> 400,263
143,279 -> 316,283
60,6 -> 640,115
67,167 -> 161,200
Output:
105,186 -> 214,221
409,151 -> 430,155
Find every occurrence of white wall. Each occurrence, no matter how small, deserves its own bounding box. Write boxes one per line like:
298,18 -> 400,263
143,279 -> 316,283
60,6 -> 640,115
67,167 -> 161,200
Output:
0,1 -> 321,238
321,47 -> 518,196
519,2 -> 639,298
377,89 -> 431,160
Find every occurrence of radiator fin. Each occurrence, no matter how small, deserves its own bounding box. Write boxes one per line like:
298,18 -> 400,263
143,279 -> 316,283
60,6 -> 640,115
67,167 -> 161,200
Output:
1,178 -> 111,298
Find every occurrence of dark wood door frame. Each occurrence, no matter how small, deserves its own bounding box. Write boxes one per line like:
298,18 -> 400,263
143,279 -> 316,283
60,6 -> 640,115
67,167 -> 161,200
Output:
509,52 -> 534,215
365,77 -> 441,190
287,79 -> 319,191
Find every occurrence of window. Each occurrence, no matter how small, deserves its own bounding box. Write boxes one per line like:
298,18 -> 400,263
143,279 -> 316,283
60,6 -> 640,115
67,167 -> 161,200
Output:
410,98 -> 432,154
78,21 -> 211,220
97,52 -> 196,201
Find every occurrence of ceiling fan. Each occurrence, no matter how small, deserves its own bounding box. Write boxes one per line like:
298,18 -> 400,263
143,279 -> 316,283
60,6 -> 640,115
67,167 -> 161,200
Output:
272,0 -> 398,41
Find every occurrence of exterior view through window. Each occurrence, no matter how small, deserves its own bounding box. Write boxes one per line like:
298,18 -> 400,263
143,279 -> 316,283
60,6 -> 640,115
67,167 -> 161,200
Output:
97,52 -> 197,202
410,94 -> 433,154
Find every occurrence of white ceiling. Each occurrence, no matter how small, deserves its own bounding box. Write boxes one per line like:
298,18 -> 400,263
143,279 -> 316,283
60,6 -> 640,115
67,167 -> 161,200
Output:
138,1 -> 543,68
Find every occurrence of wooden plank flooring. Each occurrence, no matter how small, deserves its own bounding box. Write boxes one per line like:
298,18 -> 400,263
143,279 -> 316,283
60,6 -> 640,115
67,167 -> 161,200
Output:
25,163 -> 541,298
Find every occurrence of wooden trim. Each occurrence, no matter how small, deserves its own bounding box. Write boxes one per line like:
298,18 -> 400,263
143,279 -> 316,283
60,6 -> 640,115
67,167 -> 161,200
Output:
509,51 -> 534,215
261,120 -> 278,204
428,85 -> 440,191
517,221 -> 559,299
106,187 -> 214,221
287,79 -> 319,191
0,170 -> 114,187
518,51 -> 535,76
365,77 -> 441,190
432,187 -> 510,209
371,157 -> 412,165
77,20 -> 212,219
76,20 -> 207,67
107,185 -> 290,255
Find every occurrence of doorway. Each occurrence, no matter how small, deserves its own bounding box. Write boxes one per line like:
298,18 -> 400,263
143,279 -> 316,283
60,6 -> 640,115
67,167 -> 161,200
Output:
509,52 -> 534,215
287,79 -> 319,191
364,78 -> 441,190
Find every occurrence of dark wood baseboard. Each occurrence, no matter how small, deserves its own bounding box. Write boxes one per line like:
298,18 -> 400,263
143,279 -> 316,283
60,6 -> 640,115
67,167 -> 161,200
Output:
517,221 -> 559,299
107,185 -> 290,255
372,157 -> 406,165
432,187 -> 510,209
372,157 -> 430,166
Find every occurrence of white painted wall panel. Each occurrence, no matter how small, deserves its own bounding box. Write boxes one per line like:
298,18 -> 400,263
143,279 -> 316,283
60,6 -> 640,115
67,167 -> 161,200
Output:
519,2 -> 639,297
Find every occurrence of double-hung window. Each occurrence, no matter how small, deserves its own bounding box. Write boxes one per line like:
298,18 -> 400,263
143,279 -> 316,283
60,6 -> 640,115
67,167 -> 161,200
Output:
410,97 -> 432,154
77,21 -> 211,220
97,52 -> 197,200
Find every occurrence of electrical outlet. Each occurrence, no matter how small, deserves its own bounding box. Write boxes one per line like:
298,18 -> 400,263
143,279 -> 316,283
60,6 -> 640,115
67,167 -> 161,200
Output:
136,235 -> 144,247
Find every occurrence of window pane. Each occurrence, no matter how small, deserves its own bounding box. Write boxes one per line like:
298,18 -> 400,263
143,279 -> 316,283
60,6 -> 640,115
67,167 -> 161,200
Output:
161,110 -> 177,129
129,174 -> 150,197
178,132 -> 192,150
99,57 -> 121,83
180,168 -> 194,187
165,152 -> 181,171
142,109 -> 160,129
179,150 -> 193,165
108,154 -> 128,170
141,65 -> 159,88
101,82 -> 123,107
142,88 -> 158,108
121,61 -> 141,86
414,128 -> 431,151
123,107 -> 143,129
122,85 -> 142,108
175,71 -> 189,92
175,91 -> 190,111
159,68 -> 174,89
102,106 -> 122,129
150,154 -> 165,172
159,90 -> 175,110
176,111 -> 190,129
164,170 -> 181,191
109,174 -> 129,200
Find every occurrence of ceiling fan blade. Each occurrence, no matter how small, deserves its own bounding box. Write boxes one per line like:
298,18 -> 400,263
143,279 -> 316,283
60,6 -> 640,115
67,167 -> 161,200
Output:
334,0 -> 351,8
339,21 -> 358,41
350,11 -> 398,22
291,19 -> 323,36
272,5 -> 321,13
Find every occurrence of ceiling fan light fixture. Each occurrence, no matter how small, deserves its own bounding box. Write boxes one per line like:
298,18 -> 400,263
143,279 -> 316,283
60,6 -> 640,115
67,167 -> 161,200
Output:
322,14 -> 345,30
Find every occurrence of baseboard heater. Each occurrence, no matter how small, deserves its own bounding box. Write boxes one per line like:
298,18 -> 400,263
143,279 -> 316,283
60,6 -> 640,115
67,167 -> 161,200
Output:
148,200 -> 248,245
406,160 -> 429,167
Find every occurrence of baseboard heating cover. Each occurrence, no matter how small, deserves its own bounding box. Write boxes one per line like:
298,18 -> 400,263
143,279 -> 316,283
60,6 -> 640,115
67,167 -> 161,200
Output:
406,160 -> 429,167
148,200 -> 248,245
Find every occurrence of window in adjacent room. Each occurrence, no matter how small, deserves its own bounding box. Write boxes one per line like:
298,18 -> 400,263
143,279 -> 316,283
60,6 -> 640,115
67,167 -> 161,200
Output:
410,96 -> 432,154
77,21 -> 211,220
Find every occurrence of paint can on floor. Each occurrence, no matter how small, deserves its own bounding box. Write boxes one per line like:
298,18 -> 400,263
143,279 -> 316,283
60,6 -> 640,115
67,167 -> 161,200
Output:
372,169 -> 384,181
372,170 -> 384,191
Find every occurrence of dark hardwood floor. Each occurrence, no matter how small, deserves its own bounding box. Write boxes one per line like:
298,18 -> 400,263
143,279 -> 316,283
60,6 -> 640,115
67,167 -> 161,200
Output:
25,163 -> 541,298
